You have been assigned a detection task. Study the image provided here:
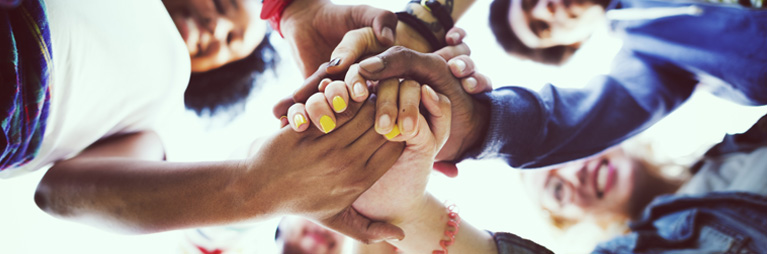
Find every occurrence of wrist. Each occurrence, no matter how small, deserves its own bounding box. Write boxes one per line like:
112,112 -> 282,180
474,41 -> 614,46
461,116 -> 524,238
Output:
395,20 -> 434,53
463,99 -> 490,159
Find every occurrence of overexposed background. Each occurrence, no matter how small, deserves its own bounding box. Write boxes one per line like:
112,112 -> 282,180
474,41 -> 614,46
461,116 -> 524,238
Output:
2,0 -> 766,253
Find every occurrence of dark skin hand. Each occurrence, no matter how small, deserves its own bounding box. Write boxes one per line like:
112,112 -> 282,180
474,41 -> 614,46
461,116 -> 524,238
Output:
35,97 -> 405,243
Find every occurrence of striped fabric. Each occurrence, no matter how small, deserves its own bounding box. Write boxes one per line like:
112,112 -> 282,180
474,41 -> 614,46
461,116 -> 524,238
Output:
0,0 -> 52,171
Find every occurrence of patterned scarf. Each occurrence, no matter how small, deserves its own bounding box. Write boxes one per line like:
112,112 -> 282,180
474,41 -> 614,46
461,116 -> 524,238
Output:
0,0 -> 51,171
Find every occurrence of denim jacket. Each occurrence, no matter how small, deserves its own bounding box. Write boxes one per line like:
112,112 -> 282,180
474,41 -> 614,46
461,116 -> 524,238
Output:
593,192 -> 767,254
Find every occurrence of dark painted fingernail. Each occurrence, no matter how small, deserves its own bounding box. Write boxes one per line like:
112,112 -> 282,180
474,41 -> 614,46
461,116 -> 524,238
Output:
359,57 -> 384,73
328,58 -> 341,67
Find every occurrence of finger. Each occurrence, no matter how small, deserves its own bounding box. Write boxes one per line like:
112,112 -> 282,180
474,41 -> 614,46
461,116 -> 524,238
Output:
324,81 -> 350,113
326,96 -> 376,146
434,43 -> 471,61
327,28 -> 387,75
318,78 -> 333,92
424,90 -> 452,149
433,161 -> 459,178
293,62 -> 345,104
444,27 -> 467,46
305,93 -> 338,134
344,64 -> 370,102
375,78 -> 400,137
447,55 -> 475,79
474,73 -> 493,92
279,115 -> 289,128
350,5 -> 397,47
326,207 -> 404,244
397,80 -> 421,139
287,103 -> 310,132
272,95 -> 294,120
358,47 -> 466,106
463,72 -> 493,94
348,122 -> 389,160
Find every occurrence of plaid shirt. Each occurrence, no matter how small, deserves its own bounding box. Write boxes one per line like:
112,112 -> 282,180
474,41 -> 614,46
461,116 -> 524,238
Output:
0,0 -> 51,171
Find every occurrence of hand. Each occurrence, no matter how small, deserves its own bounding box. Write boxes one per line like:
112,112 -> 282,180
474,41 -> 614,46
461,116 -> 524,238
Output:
272,26 -> 473,127
289,77 -> 452,222
438,27 -> 493,95
280,0 -> 397,77
352,81 -> 452,223
250,95 -> 405,243
356,46 -> 489,169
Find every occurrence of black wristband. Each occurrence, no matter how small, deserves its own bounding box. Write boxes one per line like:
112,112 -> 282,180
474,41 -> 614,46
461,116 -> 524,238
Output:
396,11 -> 445,51
423,0 -> 454,32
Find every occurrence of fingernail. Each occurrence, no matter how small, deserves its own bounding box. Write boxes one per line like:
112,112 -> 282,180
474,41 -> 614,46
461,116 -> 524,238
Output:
328,58 -> 341,67
293,114 -> 306,129
401,117 -> 415,135
381,27 -> 394,44
449,59 -> 466,74
360,57 -> 384,73
280,115 -> 288,127
332,96 -> 347,112
464,77 -> 477,92
425,85 -> 439,103
384,124 -> 400,140
448,32 -> 460,44
378,114 -> 391,131
353,82 -> 366,98
320,115 -> 336,133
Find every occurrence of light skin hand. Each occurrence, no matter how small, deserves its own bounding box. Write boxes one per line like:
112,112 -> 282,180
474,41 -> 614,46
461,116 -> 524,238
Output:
273,26 -> 473,128
280,0 -> 397,77
357,46 -> 490,166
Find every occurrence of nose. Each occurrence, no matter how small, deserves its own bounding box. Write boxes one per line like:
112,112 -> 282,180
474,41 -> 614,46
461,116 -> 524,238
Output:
212,17 -> 235,46
531,0 -> 556,21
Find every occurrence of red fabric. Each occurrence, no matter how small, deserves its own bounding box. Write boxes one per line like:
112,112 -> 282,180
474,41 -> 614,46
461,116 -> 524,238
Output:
259,0 -> 293,37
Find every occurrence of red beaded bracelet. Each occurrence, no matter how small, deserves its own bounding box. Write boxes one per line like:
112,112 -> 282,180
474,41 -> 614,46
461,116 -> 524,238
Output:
433,203 -> 461,254
260,0 -> 293,37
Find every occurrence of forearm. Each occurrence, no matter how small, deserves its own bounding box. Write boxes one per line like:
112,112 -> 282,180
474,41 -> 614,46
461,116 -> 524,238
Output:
388,194 -> 497,254
36,158 -> 274,234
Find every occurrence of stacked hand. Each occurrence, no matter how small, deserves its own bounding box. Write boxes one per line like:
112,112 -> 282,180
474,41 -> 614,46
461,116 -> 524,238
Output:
283,76 -> 452,224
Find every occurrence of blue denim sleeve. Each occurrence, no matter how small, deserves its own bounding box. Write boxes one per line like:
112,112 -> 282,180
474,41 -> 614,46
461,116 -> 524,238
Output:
462,48 -> 697,168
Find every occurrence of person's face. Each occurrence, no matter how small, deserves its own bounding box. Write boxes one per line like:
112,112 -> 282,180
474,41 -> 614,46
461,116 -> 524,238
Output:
277,216 -> 345,254
509,0 -> 605,48
163,0 -> 267,72
524,147 -> 639,223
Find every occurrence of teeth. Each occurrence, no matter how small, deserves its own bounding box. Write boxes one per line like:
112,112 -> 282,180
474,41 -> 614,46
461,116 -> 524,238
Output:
597,162 -> 608,196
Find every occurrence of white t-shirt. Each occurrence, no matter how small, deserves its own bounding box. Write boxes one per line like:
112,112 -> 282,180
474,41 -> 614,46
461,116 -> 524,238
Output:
0,0 -> 190,178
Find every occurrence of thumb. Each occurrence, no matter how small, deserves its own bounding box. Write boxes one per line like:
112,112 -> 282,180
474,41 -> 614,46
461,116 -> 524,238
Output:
326,28 -> 388,75
325,207 -> 405,244
421,85 -> 452,150
349,5 -> 397,47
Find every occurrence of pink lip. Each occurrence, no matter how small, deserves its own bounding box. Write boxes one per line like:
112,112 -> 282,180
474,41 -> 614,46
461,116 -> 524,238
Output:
591,160 -> 616,199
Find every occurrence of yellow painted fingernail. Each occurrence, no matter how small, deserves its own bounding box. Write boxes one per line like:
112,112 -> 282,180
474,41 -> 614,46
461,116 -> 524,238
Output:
320,115 -> 336,133
293,114 -> 306,129
332,96 -> 347,112
384,124 -> 400,140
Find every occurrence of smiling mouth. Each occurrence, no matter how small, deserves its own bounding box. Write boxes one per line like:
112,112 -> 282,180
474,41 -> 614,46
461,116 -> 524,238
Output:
596,159 -> 609,198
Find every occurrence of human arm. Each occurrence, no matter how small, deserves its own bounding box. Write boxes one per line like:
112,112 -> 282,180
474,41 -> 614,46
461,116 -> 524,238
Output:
359,47 -> 699,168
278,0 -> 398,77
35,100 -> 406,242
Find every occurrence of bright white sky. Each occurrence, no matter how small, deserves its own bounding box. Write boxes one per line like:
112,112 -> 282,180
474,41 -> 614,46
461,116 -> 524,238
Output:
2,1 -> 766,253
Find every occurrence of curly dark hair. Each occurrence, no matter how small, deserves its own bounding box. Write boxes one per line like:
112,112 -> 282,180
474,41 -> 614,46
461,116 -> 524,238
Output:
489,0 -> 607,65
184,35 -> 278,117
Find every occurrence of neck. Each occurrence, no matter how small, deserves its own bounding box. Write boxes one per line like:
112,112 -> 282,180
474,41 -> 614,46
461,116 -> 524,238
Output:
626,164 -> 683,220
